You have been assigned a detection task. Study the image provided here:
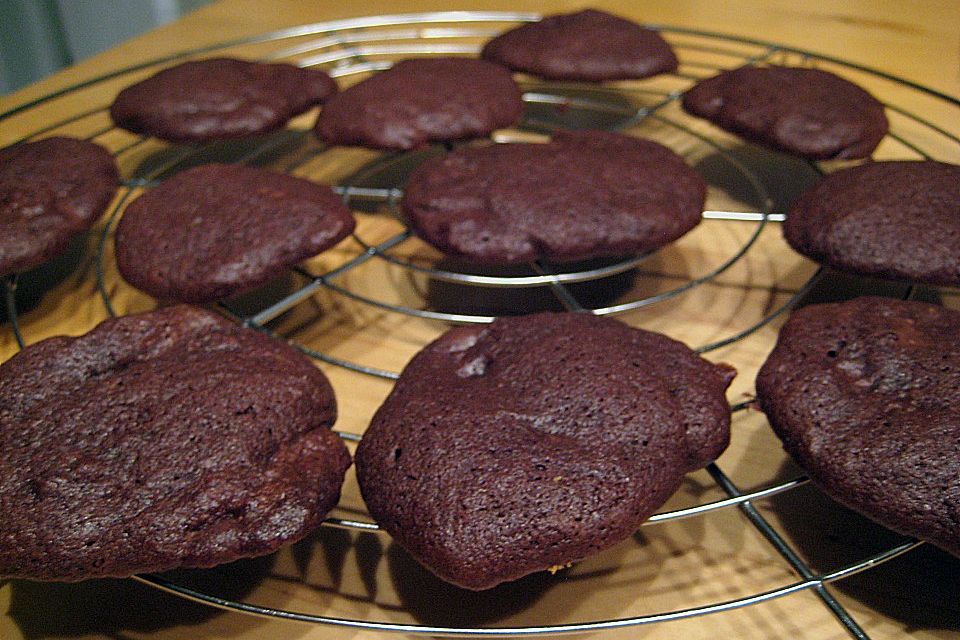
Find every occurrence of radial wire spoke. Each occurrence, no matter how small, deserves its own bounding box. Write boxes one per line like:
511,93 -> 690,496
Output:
2,276 -> 24,349
707,463 -> 872,639
4,11 -> 954,635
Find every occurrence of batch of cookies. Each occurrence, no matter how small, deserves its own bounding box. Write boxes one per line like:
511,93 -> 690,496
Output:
1,8 -> 957,605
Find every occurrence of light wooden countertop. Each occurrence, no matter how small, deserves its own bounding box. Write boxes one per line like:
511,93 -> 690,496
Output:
1,2 -> 958,640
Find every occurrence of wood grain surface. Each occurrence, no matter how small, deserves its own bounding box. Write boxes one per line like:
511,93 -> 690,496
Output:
1,2 -> 958,639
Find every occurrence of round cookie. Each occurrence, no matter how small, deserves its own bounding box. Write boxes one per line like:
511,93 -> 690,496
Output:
401,130 -> 706,264
115,163 -> 355,303
0,305 -> 351,581
110,57 -> 337,143
314,57 -> 524,151
1,137 -> 118,277
481,9 -> 678,82
682,65 -> 888,160
356,312 -> 735,590
756,297 -> 960,558
783,160 -> 960,287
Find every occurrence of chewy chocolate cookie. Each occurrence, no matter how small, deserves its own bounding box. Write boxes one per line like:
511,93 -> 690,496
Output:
756,297 -> 960,558
110,57 -> 337,143
0,305 -> 350,581
356,312 -> 735,590
115,163 -> 355,303
1,137 -> 118,277
682,65 -> 888,160
784,160 -> 960,287
401,130 -> 705,264
482,10 -> 678,81
315,57 -> 524,150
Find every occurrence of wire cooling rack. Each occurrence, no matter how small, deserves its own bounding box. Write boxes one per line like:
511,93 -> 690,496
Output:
2,11 -> 959,640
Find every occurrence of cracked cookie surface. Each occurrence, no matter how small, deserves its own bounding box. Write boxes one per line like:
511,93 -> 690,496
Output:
401,130 -> 705,265
356,312 -> 734,590
756,297 -> 960,558
0,305 -> 350,581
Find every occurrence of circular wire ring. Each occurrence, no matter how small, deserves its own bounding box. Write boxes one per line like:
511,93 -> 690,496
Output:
3,10 -> 958,637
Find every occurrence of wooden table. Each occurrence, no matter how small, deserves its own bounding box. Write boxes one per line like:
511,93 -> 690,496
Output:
2,2 -> 958,639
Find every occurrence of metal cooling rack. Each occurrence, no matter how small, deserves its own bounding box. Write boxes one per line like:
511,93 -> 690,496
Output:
2,11 -> 959,639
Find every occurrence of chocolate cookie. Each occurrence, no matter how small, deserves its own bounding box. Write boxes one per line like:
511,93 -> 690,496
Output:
115,164 -> 355,303
110,57 -> 337,143
0,305 -> 350,581
1,137 -> 118,277
481,10 -> 678,81
784,160 -> 960,287
401,130 -> 706,264
756,297 -> 960,558
356,312 -> 735,590
314,58 -> 524,151
682,65 -> 888,160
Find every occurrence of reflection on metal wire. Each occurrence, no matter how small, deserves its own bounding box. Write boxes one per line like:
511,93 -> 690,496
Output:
3,10 -> 957,638
130,539 -> 921,637
2,276 -> 24,349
